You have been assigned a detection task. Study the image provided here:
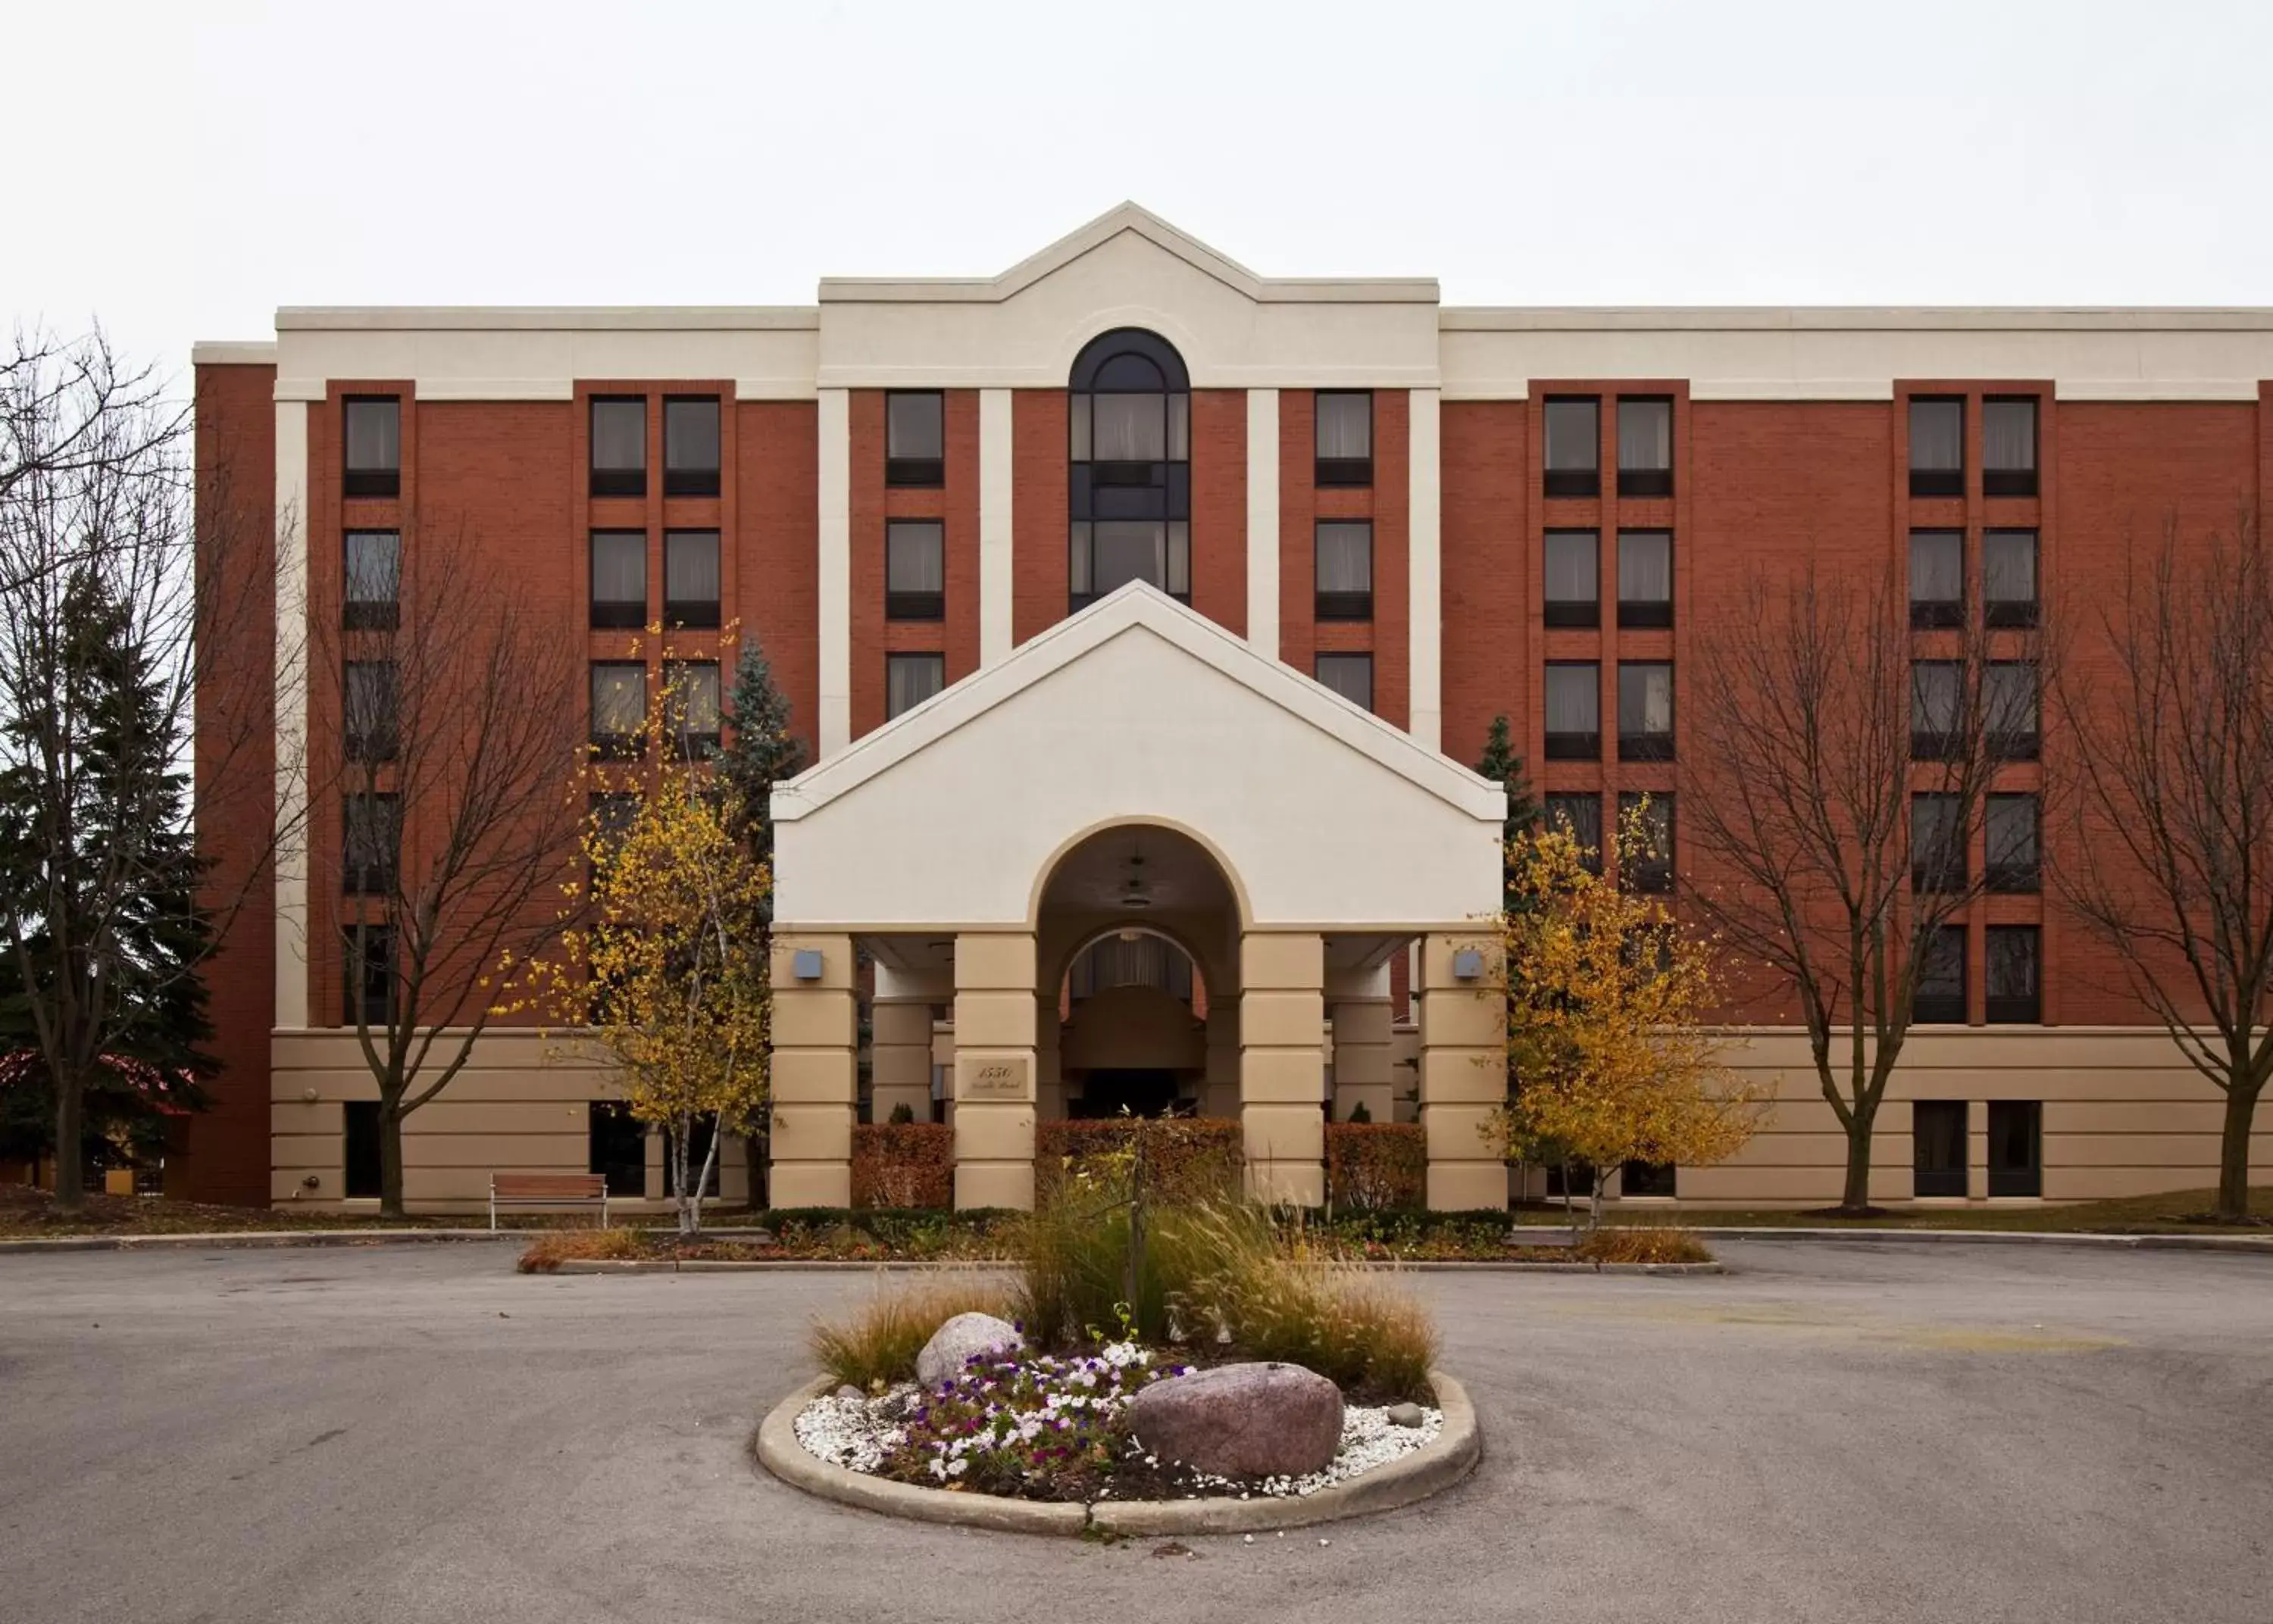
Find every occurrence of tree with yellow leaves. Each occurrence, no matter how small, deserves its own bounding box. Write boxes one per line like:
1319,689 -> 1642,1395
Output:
542,669 -> 772,1234
1487,798 -> 1768,1232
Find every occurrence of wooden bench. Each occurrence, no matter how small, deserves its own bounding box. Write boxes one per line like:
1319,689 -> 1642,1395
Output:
489,1173 -> 610,1230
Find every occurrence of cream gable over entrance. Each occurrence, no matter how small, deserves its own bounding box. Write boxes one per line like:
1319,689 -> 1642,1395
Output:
766,585 -> 1510,1214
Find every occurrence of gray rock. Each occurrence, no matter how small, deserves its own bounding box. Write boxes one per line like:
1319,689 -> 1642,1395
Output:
1127,1361 -> 1343,1479
914,1311 -> 1024,1388
1387,1402 -> 1424,1428
834,1384 -> 864,1401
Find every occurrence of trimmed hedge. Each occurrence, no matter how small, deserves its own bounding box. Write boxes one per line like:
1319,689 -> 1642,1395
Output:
1325,1123 -> 1427,1210
851,1123 -> 954,1210
1033,1116 -> 1243,1204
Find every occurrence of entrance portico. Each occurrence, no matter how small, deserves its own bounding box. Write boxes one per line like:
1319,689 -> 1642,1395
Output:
768,584 -> 1505,1210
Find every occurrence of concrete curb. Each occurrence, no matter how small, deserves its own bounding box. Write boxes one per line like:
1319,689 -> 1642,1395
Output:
0,1229 -> 527,1254
752,1368 -> 1480,1538
1678,1227 -> 2273,1254
552,1256 -> 1724,1276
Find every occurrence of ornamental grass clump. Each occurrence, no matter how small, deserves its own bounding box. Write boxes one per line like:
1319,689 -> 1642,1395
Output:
809,1273 -> 1015,1390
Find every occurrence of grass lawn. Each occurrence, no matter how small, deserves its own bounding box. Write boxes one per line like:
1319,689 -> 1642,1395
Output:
1515,1186 -> 2273,1233
0,1185 -> 768,1238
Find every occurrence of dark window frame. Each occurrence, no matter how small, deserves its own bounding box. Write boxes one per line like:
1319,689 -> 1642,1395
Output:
1620,1159 -> 1677,1198
1986,793 -> 2041,894
1315,652 -> 1374,713
341,397 -> 401,499
662,658 -> 722,760
1915,923 -> 1969,1024
341,923 -> 396,1029
1314,391 -> 1374,487
1981,397 -> 2039,498
662,529 -> 721,629
1314,520 -> 1374,621
1543,396 -> 1601,498
1615,397 -> 1674,498
1617,661 -> 1676,762
1067,329 -> 1190,612
885,651 -> 946,720
1987,1099 -> 2043,1196
1545,793 -> 1605,875
1616,529 -> 1673,629
1985,925 -> 2042,1025
661,395 -> 721,498
886,390 -> 946,488
589,529 -> 648,630
342,791 -> 400,897
1987,660 -> 2040,761
343,1100 -> 383,1199
1912,1100 -> 1968,1198
1911,792 -> 1968,895
589,396 -> 648,498
1543,529 -> 1601,629
1544,661 -> 1602,760
885,519 -> 946,621
1618,791 -> 1674,893
589,661 -> 647,760
1909,529 -> 1965,629
342,659 -> 399,764
1908,396 -> 1965,498
342,529 -> 400,629
1912,660 -> 1963,761
588,1101 -> 648,1198
1984,528 -> 2040,628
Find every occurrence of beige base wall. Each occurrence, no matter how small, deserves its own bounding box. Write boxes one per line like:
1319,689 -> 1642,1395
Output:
267,1026 -> 752,1214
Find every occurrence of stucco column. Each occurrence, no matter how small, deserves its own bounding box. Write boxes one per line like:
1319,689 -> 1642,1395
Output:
768,932 -> 858,1207
1327,963 -> 1393,1124
1202,1001 -> 1241,1120
1240,932 -> 1326,1205
1419,931 -> 1508,1210
953,932 -> 1038,1211
871,964 -> 945,1126
1035,991 -> 1066,1120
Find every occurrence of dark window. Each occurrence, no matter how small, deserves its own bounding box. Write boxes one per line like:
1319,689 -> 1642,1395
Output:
1618,792 -> 1674,893
886,520 -> 946,620
589,398 -> 646,498
1617,529 -> 1672,628
1546,793 -> 1603,873
1909,529 -> 1964,629
886,653 -> 944,720
589,530 -> 647,629
1985,529 -> 2038,626
1912,661 -> 1962,760
589,1101 -> 647,1198
1315,392 -> 1373,486
1987,661 -> 2038,760
342,792 -> 399,895
1912,1100 -> 1968,1198
886,392 -> 946,486
1618,662 -> 1674,760
342,924 -> 395,1028
1909,397 -> 1964,498
1983,398 -> 2038,497
663,661 -> 721,760
1545,662 -> 1600,759
1315,653 -> 1373,712
1987,794 -> 2040,893
1915,924 -> 1968,1024
1986,926 -> 2041,1024
1621,1159 -> 1677,1198
1543,398 -> 1600,498
1616,398 -> 1673,498
664,1116 -> 720,1198
342,398 -> 400,498
663,529 -> 721,629
1543,529 -> 1599,628
663,397 -> 720,497
343,530 -> 400,628
342,661 -> 398,763
342,1101 -> 383,1199
1987,1100 -> 2042,1196
1315,521 -> 1373,620
588,791 -> 639,866
589,662 -> 646,759
1069,520 -> 1189,608
1911,793 -> 1966,894
1544,1157 -> 1598,1198
1068,329 -> 1189,609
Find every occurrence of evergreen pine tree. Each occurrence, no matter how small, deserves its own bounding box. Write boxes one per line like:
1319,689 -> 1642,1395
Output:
1474,714 -> 1541,907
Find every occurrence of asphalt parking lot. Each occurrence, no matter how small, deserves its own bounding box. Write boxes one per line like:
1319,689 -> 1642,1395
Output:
2,1238 -> 2267,1624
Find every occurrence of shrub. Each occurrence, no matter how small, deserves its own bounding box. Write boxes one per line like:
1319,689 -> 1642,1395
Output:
1325,1123 -> 1426,1210
886,1101 -> 916,1126
808,1272 -> 1017,1389
852,1123 -> 953,1210
516,1226 -> 646,1273
1580,1225 -> 1711,1264
1033,1117 -> 1241,1206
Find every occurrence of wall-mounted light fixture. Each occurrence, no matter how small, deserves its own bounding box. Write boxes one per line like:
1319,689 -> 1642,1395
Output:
793,948 -> 824,981
1452,948 -> 1484,981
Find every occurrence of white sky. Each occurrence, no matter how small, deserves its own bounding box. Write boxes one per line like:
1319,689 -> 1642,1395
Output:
8,0 -> 2270,388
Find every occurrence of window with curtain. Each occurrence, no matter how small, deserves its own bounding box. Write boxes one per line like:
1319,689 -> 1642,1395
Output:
342,792 -> 399,896
1545,662 -> 1600,758
1618,663 -> 1674,760
663,661 -> 721,758
1543,398 -> 1600,497
1909,530 -> 1964,627
1985,529 -> 2038,625
1983,398 -> 2037,495
589,662 -> 646,757
1911,793 -> 1965,892
664,530 -> 721,629
663,397 -> 720,496
886,392 -> 946,486
1987,793 -> 2039,892
1987,1099 -> 2042,1194
1618,792 -> 1674,893
1070,935 -> 1196,1004
1911,661 -> 1962,759
1315,522 -> 1373,620
589,398 -> 647,496
1315,654 -> 1373,712
886,520 -> 945,620
342,398 -> 400,497
1913,1100 -> 1968,1197
886,653 -> 945,720
1068,330 -> 1190,610
1986,926 -> 2041,1023
1315,392 -> 1373,486
1546,793 -> 1604,872
342,661 -> 398,763
1909,398 -> 1964,496
1616,398 -> 1673,496
343,530 -> 400,628
1070,520 -> 1188,603
1987,661 -> 2038,759
1616,530 -> 1671,627
1915,924 -> 1968,1023
589,531 -> 646,629
1543,530 -> 1599,627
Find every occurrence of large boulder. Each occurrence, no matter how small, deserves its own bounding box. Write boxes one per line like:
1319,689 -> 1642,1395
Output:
1127,1361 -> 1344,1479
915,1312 -> 1024,1388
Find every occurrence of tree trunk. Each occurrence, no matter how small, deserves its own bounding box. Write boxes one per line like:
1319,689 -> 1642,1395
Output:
1838,1101 -> 1877,1213
2216,1079 -> 2260,1221
379,1097 -> 406,1221
53,1070 -> 86,1214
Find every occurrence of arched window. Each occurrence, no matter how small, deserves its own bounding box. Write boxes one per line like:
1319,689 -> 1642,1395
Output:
1068,328 -> 1190,611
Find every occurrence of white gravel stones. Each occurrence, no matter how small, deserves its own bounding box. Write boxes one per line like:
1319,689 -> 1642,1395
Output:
791,1389 -> 907,1475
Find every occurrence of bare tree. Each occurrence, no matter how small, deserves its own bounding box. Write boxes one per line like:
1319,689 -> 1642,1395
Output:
2050,508 -> 2271,1222
1686,560 -> 2046,1213
313,520 -> 585,1219
0,330 -> 294,1212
